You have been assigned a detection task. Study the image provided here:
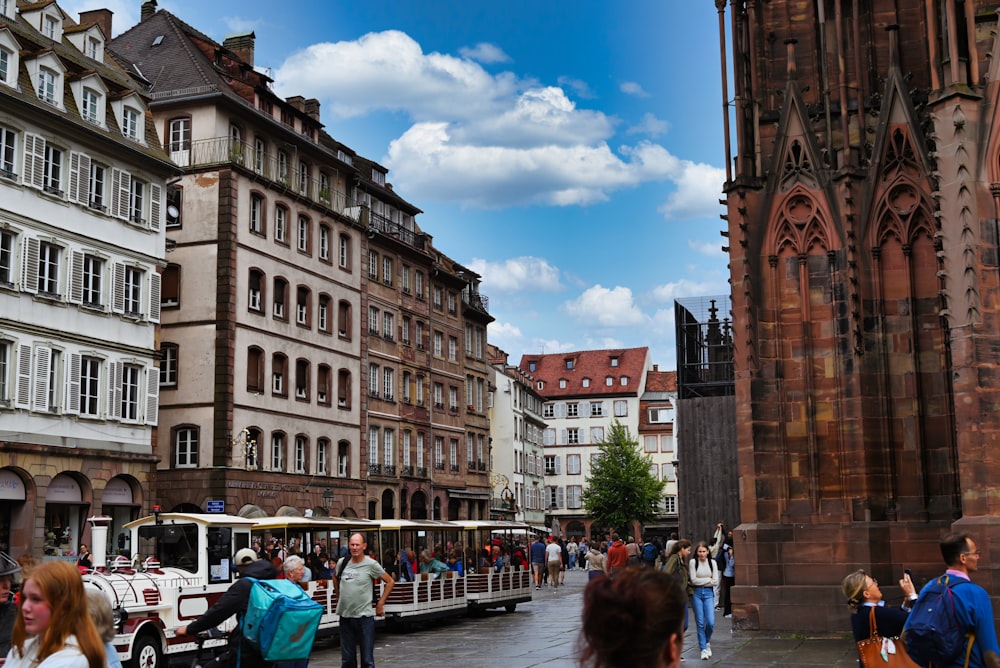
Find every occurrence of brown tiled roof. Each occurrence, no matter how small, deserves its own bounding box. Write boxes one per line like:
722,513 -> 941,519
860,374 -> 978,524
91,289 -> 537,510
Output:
645,370 -> 677,393
518,347 -> 650,399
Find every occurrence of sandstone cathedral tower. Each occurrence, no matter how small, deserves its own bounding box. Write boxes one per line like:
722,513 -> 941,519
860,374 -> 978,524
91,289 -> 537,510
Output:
718,0 -> 1000,632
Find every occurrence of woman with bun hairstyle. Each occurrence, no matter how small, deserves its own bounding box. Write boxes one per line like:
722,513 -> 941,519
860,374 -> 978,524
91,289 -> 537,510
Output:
578,567 -> 686,667
6,560 -> 105,668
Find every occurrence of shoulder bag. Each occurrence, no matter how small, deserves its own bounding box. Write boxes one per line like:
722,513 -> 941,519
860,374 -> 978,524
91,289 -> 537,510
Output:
857,607 -> 919,668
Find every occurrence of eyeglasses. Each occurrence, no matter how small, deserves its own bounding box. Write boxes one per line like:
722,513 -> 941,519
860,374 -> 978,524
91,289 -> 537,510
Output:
865,577 -> 879,591
963,550 -> 982,557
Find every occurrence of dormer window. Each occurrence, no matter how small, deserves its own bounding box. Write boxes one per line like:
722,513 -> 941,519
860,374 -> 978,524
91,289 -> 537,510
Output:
0,30 -> 18,88
565,359 -> 574,370
610,356 -> 619,367
372,169 -> 385,186
112,95 -> 146,143
122,107 -> 140,139
43,15 -> 59,40
87,36 -> 100,60
37,67 -> 58,104
81,88 -> 100,123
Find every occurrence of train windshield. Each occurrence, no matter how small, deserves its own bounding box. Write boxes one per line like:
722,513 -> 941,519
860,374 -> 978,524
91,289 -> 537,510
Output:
136,523 -> 200,572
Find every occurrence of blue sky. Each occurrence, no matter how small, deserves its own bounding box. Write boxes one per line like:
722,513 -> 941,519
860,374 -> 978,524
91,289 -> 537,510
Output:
74,0 -> 731,369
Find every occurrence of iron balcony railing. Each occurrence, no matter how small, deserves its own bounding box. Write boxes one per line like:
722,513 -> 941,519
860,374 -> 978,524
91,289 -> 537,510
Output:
462,289 -> 490,315
170,136 -> 353,213
369,211 -> 427,251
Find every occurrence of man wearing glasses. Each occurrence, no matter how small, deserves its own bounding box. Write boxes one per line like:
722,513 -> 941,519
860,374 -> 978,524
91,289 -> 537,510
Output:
906,533 -> 1000,668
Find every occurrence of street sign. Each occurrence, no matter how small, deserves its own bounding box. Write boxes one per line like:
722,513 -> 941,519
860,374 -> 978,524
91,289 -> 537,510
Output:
206,500 -> 225,513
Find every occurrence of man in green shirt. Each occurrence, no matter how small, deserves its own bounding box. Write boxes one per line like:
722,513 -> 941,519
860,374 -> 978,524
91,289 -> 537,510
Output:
333,533 -> 394,668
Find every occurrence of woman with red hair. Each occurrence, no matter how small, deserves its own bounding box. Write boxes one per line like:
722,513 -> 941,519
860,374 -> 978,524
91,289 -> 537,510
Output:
578,567 -> 686,667
5,560 -> 104,668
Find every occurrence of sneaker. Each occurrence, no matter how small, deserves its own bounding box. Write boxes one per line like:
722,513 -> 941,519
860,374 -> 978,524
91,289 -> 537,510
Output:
700,649 -> 709,660
535,585 -> 541,590
706,643 -> 712,657
724,614 -> 732,619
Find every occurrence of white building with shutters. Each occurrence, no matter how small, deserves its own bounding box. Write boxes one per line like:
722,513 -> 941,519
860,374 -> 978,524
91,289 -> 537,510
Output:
0,2 -> 173,560
518,347 -> 651,541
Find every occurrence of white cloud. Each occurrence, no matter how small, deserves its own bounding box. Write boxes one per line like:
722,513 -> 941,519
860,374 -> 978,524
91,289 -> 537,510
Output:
620,81 -> 649,97
459,42 -> 511,64
657,161 -> 727,220
467,257 -> 562,293
688,239 -> 726,257
489,321 -> 523,339
528,338 -> 577,355
275,31 -> 519,120
272,30 -> 725,211
627,112 -> 670,138
222,16 -> 262,34
563,285 -> 648,327
649,277 -> 730,304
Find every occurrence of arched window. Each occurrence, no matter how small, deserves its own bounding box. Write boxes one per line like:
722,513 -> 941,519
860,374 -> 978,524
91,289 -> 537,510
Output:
337,439 -> 350,477
273,277 -> 288,320
319,224 -> 331,262
295,358 -> 310,400
317,438 -> 330,475
272,353 -> 287,396
338,369 -> 351,409
297,214 -> 311,254
271,431 -> 286,471
294,434 -> 308,473
274,204 -> 288,244
339,233 -> 351,270
248,268 -> 265,313
318,293 -> 331,333
249,192 -> 266,235
296,285 -> 311,327
317,364 -> 331,405
338,300 -> 352,339
247,346 -> 264,392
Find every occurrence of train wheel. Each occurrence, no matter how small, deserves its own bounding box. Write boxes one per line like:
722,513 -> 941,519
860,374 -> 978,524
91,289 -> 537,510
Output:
131,634 -> 162,668
504,603 -> 517,613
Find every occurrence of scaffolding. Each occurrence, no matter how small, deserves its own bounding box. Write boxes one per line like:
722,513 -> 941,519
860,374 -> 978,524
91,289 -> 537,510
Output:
674,295 -> 734,399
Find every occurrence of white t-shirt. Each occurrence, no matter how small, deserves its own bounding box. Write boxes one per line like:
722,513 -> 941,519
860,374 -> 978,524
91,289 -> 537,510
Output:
5,635 -> 91,668
545,542 -> 562,563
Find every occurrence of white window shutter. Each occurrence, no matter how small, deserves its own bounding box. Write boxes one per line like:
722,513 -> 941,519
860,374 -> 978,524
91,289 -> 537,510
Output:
64,352 -> 80,415
580,428 -> 588,445
32,346 -> 51,411
21,236 -> 39,294
555,455 -> 562,474
111,261 -> 125,313
560,428 -> 567,445
14,343 -> 32,409
68,250 -> 84,303
145,366 -> 159,425
147,271 -> 160,322
149,183 -> 162,231
107,361 -> 122,420
110,168 -> 130,219
582,402 -> 591,417
22,133 -> 45,189
556,486 -> 564,508
68,151 -> 90,204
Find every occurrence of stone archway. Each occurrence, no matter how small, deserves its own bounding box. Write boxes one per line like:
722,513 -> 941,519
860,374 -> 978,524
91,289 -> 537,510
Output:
410,491 -> 427,520
381,489 -> 395,519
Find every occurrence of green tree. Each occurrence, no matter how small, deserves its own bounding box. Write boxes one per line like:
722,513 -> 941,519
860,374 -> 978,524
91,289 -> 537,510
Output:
582,420 -> 666,536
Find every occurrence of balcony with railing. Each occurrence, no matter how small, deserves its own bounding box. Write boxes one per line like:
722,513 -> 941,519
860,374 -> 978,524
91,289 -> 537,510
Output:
369,210 -> 427,252
170,136 -> 355,214
462,288 -> 490,316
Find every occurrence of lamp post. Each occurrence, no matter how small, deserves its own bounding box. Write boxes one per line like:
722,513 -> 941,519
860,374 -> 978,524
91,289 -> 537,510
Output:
322,488 -> 335,515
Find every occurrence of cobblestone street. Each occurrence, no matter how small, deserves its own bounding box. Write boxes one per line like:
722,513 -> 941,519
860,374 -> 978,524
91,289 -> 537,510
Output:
305,568 -> 861,667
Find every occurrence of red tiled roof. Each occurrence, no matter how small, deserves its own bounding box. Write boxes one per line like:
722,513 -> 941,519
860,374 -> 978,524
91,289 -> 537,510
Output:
645,370 -> 677,393
518,347 -> 650,399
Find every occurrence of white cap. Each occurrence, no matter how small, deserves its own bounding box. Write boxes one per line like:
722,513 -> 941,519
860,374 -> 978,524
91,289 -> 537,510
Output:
234,548 -> 258,566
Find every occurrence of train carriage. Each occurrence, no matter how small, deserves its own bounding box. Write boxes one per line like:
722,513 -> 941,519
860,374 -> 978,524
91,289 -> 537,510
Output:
454,520 -> 534,613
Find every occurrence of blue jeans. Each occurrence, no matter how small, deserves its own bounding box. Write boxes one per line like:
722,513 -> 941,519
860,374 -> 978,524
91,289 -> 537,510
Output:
692,586 -> 715,650
339,616 -> 376,668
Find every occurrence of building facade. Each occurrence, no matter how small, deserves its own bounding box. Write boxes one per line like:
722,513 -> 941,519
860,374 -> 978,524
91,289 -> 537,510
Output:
637,367 -> 678,538
0,1 -> 173,558
488,345 -> 547,528
718,0 -> 1000,633
519,348 -> 651,540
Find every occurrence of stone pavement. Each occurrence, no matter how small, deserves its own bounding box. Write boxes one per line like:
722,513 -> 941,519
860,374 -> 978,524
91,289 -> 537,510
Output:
306,568 -> 862,667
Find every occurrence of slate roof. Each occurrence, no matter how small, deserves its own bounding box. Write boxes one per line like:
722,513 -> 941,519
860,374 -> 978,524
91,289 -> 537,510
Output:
518,347 -> 650,399
644,370 -> 677,394
0,4 -> 169,163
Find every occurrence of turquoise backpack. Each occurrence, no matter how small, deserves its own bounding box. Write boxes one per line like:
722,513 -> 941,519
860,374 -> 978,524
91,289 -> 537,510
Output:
241,577 -> 323,662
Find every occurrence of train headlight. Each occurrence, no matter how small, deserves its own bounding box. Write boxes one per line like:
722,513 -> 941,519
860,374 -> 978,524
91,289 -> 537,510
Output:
112,607 -> 128,631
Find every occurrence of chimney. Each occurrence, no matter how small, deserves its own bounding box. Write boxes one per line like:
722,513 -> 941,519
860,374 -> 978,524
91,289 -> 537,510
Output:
79,9 -> 112,39
653,364 -> 659,372
285,95 -> 305,112
140,0 -> 157,22
223,31 -> 255,67
304,98 -> 321,122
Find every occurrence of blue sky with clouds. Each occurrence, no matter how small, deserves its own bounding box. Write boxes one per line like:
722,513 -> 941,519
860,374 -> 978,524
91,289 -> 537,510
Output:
75,0 -> 731,368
